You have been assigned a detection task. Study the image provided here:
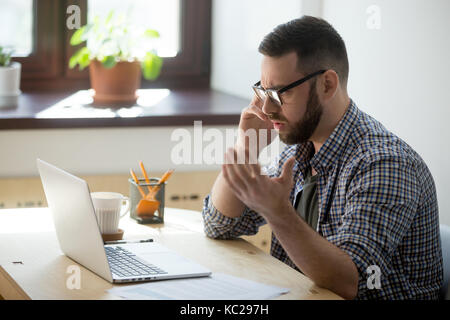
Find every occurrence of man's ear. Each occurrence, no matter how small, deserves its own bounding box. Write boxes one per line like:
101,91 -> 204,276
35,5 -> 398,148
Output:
319,69 -> 339,101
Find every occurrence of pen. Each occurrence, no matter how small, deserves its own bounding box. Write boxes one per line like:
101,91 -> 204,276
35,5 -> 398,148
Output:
105,238 -> 154,245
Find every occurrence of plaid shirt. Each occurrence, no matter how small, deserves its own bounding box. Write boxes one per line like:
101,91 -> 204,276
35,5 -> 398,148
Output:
202,100 -> 443,300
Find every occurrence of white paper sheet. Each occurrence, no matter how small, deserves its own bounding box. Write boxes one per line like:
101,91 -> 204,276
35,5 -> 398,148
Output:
107,273 -> 289,300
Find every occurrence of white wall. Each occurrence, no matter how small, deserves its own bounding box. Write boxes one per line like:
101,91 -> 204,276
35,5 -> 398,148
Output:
321,0 -> 450,225
0,126 -> 235,177
211,0 -> 304,99
211,0 -> 450,225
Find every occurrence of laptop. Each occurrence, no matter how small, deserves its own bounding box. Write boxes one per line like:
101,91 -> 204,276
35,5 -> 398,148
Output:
37,159 -> 211,283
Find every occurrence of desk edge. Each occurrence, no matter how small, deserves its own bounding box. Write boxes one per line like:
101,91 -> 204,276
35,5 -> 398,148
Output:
0,265 -> 31,300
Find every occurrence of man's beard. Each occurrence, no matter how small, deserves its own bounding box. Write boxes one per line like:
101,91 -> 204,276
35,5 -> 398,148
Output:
275,83 -> 323,145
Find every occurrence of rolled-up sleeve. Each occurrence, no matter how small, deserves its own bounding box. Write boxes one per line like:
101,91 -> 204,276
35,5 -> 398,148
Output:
324,151 -> 420,299
202,194 -> 266,239
201,152 -> 285,240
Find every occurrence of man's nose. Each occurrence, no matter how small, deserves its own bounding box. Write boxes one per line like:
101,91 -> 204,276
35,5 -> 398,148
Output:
261,97 -> 280,115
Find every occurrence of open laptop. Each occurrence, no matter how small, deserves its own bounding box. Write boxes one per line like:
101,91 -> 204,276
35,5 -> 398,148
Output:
37,159 -> 211,283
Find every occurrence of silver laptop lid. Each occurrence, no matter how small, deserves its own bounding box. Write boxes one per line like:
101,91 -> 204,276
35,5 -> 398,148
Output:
37,159 -> 113,283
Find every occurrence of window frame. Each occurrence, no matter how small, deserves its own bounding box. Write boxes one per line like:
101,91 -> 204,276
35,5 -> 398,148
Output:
13,0 -> 64,81
18,0 -> 211,91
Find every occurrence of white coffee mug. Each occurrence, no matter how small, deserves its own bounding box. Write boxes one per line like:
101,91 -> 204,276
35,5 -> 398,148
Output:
91,192 -> 130,234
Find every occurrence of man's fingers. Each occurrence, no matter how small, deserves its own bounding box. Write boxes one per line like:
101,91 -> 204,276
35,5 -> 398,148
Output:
226,148 -> 255,189
250,94 -> 262,108
222,163 -> 246,198
224,149 -> 248,185
238,135 -> 258,164
248,162 -> 262,179
242,104 -> 268,122
280,157 -> 296,182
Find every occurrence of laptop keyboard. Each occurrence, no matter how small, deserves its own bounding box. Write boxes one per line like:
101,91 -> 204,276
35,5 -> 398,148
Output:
105,246 -> 167,278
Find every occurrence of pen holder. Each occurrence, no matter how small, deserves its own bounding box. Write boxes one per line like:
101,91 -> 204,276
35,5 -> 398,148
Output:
129,178 -> 165,224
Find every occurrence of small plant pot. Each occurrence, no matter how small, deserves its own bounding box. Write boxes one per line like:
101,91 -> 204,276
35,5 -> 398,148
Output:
89,59 -> 141,106
0,61 -> 21,108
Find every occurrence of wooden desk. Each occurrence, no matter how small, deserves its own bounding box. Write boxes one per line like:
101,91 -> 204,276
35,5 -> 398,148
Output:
0,207 -> 342,300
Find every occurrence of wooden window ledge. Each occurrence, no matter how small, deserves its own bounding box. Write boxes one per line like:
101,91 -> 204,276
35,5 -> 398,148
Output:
0,89 -> 246,130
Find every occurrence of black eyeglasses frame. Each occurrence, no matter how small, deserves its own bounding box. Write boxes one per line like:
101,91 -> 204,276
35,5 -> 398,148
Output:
252,69 -> 326,106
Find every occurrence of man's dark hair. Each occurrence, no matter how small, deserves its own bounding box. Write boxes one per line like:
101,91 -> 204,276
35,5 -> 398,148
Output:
259,16 -> 349,88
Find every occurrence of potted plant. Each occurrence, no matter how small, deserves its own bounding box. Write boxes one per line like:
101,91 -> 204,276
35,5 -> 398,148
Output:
69,11 -> 163,105
0,46 -> 21,109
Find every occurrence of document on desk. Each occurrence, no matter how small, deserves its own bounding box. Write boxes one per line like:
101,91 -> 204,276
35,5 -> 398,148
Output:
108,273 -> 289,300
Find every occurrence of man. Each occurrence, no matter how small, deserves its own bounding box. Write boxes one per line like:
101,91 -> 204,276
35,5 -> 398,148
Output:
202,16 -> 443,299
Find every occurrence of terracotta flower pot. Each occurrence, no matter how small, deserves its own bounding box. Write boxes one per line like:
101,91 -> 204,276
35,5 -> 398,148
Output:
89,59 -> 141,106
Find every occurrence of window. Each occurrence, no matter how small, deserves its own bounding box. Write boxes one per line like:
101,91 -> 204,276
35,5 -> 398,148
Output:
6,0 -> 211,91
4,0 -> 63,84
88,0 -> 180,58
0,0 -> 33,56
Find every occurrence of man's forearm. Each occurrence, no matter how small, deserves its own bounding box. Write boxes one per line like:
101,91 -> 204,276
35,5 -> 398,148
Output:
211,171 -> 246,218
265,203 -> 359,300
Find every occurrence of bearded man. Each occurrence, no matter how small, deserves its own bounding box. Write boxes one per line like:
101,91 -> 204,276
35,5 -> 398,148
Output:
201,16 -> 443,300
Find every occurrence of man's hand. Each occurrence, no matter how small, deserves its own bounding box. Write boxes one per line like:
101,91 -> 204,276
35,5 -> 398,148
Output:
222,147 -> 359,300
222,147 -> 296,221
210,96 -> 278,219
236,95 -> 276,157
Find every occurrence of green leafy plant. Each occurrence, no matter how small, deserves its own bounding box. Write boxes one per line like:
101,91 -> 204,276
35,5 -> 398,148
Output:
69,10 -> 163,80
0,46 -> 13,67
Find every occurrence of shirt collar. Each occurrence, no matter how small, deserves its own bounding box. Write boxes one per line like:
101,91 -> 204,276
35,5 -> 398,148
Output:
294,141 -> 315,172
293,99 -> 359,174
311,99 -> 358,173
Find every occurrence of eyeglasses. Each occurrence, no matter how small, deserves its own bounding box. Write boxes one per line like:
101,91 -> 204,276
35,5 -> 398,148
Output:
252,70 -> 326,106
